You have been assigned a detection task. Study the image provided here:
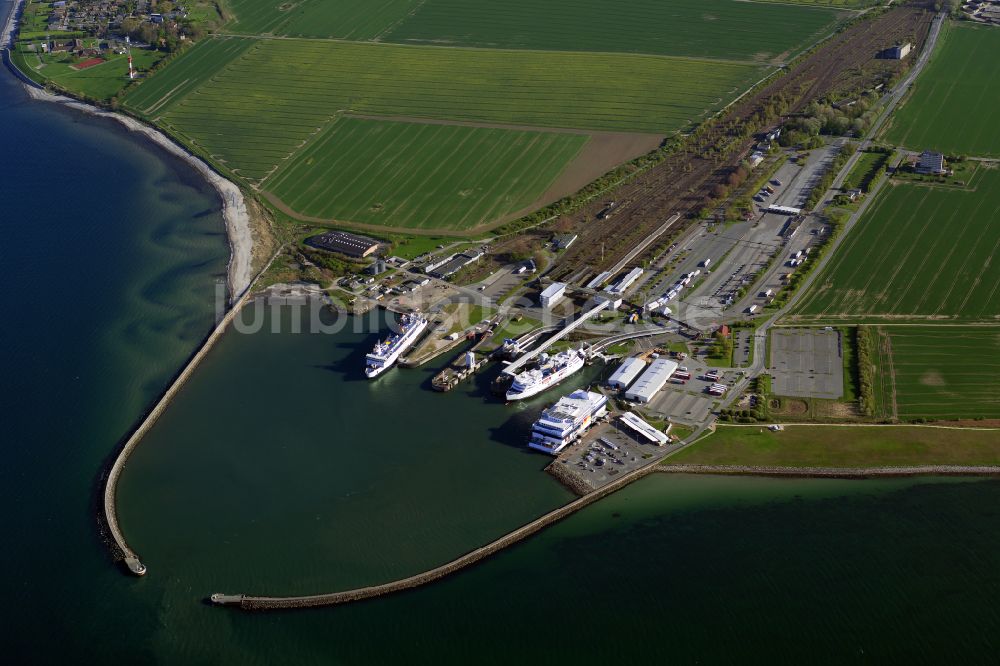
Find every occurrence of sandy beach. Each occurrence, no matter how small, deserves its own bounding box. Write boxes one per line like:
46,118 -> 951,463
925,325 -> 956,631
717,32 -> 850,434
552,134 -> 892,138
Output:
1,0 -> 20,48
19,86 -> 254,299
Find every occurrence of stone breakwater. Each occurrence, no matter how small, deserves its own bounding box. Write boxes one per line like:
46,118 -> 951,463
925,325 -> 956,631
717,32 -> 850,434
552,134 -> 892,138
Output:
545,460 -> 595,496
217,458 -> 665,611
102,287 -> 256,574
658,464 -> 1000,478
102,249 -> 281,575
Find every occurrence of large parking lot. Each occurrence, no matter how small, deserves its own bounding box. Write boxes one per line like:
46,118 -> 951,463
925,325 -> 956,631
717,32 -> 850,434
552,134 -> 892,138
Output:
769,328 -> 844,399
554,421 -> 669,491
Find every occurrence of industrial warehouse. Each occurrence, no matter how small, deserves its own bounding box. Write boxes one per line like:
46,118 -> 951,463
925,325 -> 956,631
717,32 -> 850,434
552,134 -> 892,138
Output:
625,358 -> 679,403
306,231 -> 380,258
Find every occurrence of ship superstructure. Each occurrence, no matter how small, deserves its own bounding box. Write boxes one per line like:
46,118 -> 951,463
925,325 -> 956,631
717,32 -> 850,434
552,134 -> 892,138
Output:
364,313 -> 428,378
528,390 -> 608,454
505,349 -> 585,401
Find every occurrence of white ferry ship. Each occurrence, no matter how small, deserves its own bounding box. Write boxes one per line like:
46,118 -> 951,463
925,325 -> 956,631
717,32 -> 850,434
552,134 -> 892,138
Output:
365,313 -> 428,379
528,390 -> 608,455
505,349 -> 585,401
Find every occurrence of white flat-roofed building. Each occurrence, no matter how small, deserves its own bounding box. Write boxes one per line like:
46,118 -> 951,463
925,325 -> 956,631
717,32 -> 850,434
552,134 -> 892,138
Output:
586,271 -> 613,289
625,358 -> 678,403
607,357 -> 647,390
607,267 -> 644,294
619,412 -> 670,445
540,282 -> 566,309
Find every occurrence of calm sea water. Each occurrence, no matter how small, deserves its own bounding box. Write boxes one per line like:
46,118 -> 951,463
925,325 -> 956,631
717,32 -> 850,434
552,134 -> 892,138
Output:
3,1 -> 1000,659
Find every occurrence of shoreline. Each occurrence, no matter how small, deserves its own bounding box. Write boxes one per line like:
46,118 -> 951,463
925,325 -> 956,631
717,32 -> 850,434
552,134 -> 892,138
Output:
1,0 -> 20,49
2,0 -> 253,300
19,86 -> 254,300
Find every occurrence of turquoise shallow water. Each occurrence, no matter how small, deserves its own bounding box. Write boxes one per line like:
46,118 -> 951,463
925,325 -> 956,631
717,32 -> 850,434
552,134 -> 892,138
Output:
3,0 -> 1000,659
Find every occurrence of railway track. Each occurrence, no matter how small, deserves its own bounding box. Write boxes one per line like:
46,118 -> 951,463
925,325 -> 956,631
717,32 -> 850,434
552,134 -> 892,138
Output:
552,3 -> 936,283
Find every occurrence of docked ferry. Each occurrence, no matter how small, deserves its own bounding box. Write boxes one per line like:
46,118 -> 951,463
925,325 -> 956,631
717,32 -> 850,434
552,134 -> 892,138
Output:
365,313 -> 428,379
528,390 -> 608,454
505,349 -> 585,401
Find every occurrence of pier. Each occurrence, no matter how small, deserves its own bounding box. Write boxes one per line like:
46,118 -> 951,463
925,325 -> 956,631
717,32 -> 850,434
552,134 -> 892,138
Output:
502,300 -> 610,376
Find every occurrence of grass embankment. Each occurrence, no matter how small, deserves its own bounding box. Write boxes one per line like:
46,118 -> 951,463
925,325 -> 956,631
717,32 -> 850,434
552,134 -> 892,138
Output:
667,424 -> 1000,468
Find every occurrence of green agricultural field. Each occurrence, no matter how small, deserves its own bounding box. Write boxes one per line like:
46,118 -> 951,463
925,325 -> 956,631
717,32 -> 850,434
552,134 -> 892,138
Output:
123,37 -> 253,115
383,0 -> 844,61
870,326 -> 1000,421
885,23 -> 1000,157
263,117 -> 587,231
790,166 -> 1000,323
126,37 -> 760,184
222,0 -> 844,61
751,0 -> 878,7
665,423 -> 1000,468
223,0 -> 418,39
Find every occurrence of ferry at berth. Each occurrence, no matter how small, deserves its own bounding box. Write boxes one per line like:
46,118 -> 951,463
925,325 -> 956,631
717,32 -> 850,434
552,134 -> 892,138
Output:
506,349 -> 586,401
365,313 -> 428,378
529,390 -> 608,455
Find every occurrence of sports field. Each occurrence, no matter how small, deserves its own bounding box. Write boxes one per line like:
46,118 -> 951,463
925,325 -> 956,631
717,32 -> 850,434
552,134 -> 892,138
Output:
790,167 -> 1000,323
870,326 -> 1000,421
12,46 -> 164,101
263,117 -> 587,230
222,0 -> 844,61
885,23 -> 1000,157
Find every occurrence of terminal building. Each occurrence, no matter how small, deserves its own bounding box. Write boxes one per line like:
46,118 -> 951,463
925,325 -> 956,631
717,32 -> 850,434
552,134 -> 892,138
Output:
625,358 -> 678,403
607,357 -> 646,390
